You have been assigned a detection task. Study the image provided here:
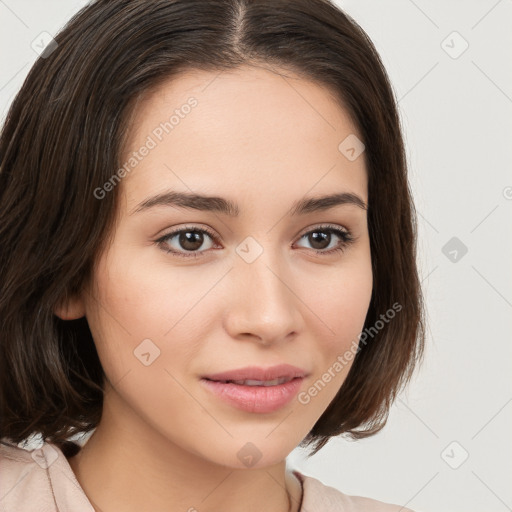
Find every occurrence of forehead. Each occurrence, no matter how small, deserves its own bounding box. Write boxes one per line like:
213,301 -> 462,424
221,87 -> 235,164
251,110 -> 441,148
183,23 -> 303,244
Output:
118,65 -> 367,213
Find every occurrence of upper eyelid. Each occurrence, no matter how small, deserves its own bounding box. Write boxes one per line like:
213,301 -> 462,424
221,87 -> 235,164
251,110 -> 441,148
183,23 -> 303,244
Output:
297,224 -> 350,237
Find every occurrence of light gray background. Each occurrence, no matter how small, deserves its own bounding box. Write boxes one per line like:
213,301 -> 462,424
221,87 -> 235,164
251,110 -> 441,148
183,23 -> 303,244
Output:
1,1 -> 511,511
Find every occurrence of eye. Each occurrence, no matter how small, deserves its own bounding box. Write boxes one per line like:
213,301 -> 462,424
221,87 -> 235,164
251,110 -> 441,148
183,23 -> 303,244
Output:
155,223 -> 355,259
155,225 -> 219,259
294,224 -> 355,255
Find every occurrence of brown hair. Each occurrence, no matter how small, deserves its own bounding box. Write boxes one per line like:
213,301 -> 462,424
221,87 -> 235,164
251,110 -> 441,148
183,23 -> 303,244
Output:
0,0 -> 425,457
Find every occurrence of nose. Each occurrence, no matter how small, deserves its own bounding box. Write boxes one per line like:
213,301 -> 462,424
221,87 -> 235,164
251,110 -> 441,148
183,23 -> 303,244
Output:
222,250 -> 304,346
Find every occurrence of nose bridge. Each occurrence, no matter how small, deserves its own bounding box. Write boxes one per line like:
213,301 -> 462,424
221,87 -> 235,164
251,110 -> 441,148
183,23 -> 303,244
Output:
225,237 -> 302,343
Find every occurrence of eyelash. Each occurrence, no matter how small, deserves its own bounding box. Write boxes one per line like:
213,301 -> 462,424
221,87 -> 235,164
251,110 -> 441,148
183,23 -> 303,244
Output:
155,224 -> 355,260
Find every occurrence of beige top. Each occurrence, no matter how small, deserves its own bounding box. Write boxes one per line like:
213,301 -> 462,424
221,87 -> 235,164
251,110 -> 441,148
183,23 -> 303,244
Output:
0,441 -> 415,511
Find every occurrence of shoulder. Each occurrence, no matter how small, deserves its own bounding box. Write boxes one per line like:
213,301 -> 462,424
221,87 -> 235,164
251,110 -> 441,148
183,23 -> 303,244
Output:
0,439 -> 94,512
294,470 -> 417,512
0,440 -> 57,511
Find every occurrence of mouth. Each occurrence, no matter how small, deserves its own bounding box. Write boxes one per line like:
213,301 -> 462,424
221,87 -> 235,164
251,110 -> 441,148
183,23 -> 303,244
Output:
201,364 -> 308,384
200,375 -> 306,414
203,376 -> 295,387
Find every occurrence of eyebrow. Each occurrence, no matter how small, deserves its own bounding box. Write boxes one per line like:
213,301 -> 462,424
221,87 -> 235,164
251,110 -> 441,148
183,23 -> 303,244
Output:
130,190 -> 367,217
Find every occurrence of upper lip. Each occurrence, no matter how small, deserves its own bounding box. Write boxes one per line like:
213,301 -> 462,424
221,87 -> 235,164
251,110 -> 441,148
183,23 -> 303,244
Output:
202,364 -> 308,382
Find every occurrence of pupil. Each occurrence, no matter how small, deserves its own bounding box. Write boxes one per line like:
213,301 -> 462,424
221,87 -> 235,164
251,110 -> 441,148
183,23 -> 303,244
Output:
310,231 -> 329,250
180,231 -> 203,251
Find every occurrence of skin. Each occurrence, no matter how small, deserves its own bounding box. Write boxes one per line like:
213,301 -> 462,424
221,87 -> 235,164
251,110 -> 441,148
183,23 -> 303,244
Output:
55,64 -> 372,512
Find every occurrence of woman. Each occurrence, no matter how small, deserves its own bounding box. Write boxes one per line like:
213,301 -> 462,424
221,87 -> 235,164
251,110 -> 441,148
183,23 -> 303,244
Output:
0,1 -> 425,511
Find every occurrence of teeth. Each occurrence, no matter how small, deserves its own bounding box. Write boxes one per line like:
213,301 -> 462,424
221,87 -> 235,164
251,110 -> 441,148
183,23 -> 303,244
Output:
226,377 -> 292,386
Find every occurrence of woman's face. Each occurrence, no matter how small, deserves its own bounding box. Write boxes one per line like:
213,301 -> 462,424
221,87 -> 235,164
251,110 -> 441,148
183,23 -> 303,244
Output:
76,65 -> 372,468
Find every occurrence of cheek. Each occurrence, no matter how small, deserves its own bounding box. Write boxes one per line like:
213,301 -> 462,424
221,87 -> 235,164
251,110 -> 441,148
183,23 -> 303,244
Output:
84,246 -> 217,380
89,242 -> 205,336
295,260 -> 372,413
308,254 -> 373,348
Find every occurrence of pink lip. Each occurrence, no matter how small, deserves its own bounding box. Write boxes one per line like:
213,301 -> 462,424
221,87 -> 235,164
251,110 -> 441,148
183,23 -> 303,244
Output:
202,364 -> 308,382
200,377 -> 305,413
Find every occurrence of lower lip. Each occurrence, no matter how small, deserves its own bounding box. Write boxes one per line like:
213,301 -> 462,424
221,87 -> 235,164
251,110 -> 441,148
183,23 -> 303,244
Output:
200,377 -> 304,413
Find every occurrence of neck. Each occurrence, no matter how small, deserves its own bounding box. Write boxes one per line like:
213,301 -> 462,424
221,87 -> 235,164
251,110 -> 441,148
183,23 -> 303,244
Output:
66,394 -> 303,512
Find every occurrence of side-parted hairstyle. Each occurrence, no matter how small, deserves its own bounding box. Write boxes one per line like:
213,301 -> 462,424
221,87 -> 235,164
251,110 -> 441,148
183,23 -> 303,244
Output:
0,0 -> 425,457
